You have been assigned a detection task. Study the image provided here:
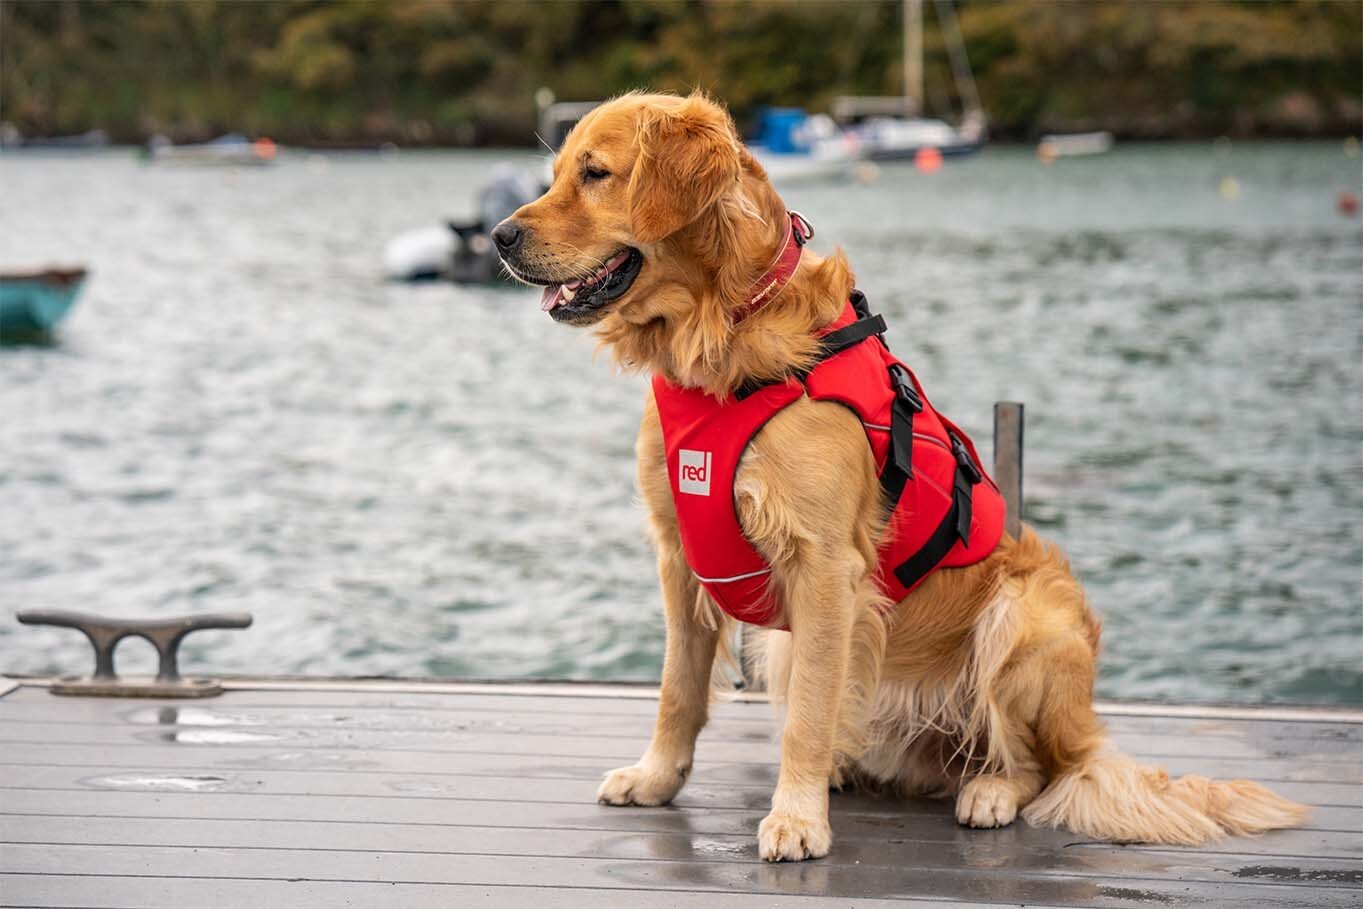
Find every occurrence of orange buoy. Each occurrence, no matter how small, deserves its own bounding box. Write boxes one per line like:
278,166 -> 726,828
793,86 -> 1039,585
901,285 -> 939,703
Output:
915,146 -> 943,173
252,137 -> 278,160
1339,191 -> 1359,217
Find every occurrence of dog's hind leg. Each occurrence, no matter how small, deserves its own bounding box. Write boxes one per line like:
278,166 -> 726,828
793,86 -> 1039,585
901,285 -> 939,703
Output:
954,728 -> 1045,828
951,582 -> 1048,829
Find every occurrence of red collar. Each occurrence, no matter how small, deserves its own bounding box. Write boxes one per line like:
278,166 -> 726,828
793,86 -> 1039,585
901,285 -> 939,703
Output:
732,211 -> 813,324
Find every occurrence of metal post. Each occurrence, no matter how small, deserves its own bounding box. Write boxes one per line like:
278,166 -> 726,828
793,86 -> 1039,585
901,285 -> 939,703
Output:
993,402 -> 1024,539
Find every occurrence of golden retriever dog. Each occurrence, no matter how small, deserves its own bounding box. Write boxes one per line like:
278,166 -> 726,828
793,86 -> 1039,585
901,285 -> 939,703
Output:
494,91 -> 1308,862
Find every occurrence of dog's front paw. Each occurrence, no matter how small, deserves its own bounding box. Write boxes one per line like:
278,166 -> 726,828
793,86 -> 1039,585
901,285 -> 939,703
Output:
955,775 -> 1020,828
758,811 -> 832,862
597,763 -> 687,807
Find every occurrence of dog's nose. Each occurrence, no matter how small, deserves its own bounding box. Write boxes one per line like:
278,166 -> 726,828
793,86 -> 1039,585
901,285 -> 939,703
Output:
491,220 -> 524,254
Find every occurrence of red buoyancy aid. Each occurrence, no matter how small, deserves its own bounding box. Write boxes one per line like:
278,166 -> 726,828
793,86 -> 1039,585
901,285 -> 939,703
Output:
652,293 -> 1005,627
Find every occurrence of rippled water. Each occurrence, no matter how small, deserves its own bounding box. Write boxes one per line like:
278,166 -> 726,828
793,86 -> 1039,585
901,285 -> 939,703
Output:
2,143 -> 1360,704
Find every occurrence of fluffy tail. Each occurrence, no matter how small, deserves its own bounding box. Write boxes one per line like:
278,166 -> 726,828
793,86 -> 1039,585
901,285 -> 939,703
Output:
1022,749 -> 1311,846
1002,529 -> 1308,845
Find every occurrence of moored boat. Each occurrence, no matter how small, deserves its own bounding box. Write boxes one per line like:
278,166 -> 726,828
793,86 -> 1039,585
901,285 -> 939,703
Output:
383,165 -> 541,284
146,133 -> 277,166
1038,131 -> 1115,161
834,0 -> 987,162
0,125 -> 110,150
748,108 -> 862,185
849,113 -> 985,160
0,267 -> 88,337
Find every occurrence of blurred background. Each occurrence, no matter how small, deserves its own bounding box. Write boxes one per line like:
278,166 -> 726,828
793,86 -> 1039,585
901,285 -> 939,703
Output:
1,0 -> 1360,705
3,0 -> 1361,145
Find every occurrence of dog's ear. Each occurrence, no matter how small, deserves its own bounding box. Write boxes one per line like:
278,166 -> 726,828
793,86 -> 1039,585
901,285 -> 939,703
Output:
628,94 -> 742,244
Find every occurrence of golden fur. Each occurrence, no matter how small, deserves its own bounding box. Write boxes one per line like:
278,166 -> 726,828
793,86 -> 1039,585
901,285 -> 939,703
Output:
499,91 -> 1309,861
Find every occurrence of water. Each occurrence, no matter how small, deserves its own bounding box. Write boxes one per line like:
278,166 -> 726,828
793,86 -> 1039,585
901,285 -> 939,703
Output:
2,143 -> 1360,704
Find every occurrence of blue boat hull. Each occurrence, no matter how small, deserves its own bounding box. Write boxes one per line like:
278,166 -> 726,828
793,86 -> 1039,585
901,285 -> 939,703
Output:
0,275 -> 85,336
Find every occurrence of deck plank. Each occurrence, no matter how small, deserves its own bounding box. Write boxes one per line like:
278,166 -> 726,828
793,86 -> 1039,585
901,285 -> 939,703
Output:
5,814 -> 1362,882
4,843 -> 1360,908
0,874 -> 1074,909
4,765 -> 1357,829
1,681 -> 1359,908
0,742 -> 1356,810
6,684 -> 1357,725
4,787 -> 1358,859
2,746 -> 1352,812
0,699 -> 1357,760
1,722 -> 1357,782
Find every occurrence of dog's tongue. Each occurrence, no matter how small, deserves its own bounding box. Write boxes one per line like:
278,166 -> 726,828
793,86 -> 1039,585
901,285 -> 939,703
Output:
540,278 -> 585,312
539,251 -> 631,312
540,276 -> 587,311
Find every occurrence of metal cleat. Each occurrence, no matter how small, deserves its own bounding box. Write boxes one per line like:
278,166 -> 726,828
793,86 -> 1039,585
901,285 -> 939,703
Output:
16,610 -> 252,698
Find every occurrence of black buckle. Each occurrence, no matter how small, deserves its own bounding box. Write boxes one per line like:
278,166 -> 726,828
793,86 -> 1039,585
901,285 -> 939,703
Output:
850,290 -> 871,319
950,432 -> 982,485
888,364 -> 923,414
789,211 -> 813,247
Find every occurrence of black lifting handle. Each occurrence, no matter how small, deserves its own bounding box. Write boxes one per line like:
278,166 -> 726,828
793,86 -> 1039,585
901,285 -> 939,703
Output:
17,610 -> 253,684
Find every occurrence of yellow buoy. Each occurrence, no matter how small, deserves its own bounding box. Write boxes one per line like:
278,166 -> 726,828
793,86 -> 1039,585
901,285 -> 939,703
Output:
854,161 -> 881,185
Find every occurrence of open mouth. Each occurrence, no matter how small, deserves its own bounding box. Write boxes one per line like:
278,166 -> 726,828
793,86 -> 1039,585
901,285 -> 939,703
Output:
539,248 -> 643,323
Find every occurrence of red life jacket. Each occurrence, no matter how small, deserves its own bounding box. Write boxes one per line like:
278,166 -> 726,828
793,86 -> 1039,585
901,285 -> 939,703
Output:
652,292 -> 1005,627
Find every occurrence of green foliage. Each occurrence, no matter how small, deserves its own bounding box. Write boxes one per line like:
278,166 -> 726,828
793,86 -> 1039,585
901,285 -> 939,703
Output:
1,0 -> 1358,145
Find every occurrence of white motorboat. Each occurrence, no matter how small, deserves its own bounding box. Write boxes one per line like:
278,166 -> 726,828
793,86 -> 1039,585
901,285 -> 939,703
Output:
147,133 -> 277,166
1038,131 -> 1115,161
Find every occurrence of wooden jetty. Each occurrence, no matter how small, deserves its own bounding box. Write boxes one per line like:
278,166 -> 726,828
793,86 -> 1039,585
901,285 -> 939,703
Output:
2,676 -> 1359,908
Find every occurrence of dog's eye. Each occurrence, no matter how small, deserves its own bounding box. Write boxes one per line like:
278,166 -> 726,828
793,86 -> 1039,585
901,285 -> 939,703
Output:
582,165 -> 610,183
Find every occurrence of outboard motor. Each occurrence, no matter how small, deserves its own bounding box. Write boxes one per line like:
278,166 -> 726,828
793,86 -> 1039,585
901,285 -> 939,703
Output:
448,166 -> 541,284
478,165 -> 540,232
384,164 -> 543,284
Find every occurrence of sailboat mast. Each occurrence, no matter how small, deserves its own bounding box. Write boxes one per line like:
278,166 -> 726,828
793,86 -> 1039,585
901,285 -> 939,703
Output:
934,0 -> 984,122
903,0 -> 923,116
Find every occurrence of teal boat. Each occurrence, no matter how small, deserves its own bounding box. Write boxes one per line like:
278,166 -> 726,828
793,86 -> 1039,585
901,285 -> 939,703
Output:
0,267 -> 87,338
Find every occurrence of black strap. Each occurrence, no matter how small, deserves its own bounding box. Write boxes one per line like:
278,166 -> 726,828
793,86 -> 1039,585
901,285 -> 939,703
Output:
891,432 -> 982,590
737,306 -> 887,402
733,379 -> 766,401
818,314 -> 886,359
735,289 -> 883,401
878,363 -> 922,507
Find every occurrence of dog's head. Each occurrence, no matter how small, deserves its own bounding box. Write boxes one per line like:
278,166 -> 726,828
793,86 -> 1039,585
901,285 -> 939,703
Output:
494,92 -> 748,327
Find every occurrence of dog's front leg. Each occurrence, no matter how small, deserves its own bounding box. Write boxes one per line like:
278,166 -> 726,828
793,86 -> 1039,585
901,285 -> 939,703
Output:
597,541 -> 716,806
757,551 -> 857,861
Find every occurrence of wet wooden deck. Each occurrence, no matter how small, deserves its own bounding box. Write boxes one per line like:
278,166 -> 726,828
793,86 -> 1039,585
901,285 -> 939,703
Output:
1,677 -> 1359,908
